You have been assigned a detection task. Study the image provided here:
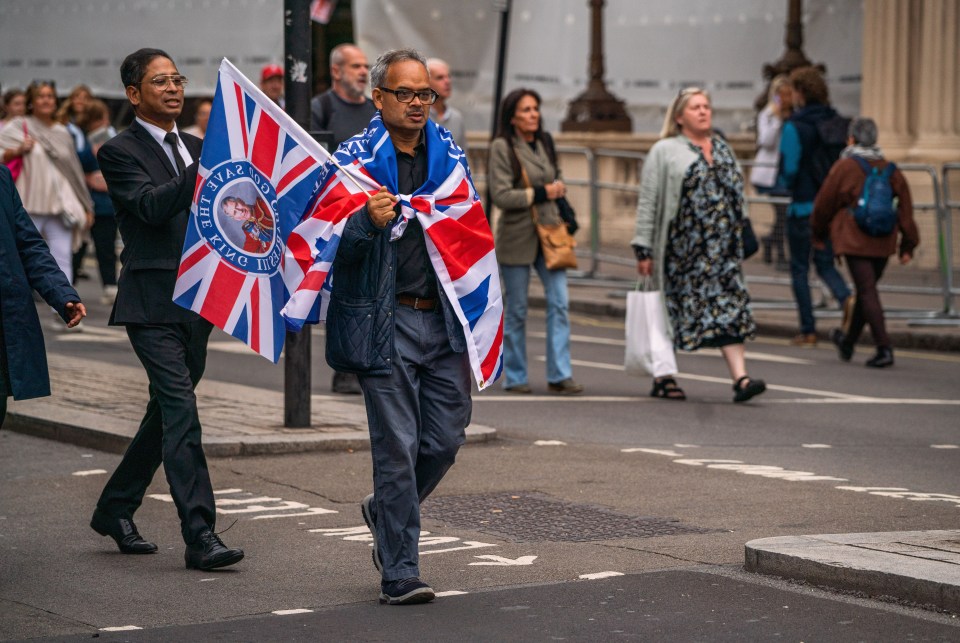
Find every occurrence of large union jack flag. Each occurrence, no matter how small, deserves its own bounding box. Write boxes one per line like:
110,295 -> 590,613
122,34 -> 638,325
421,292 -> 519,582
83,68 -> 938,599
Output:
281,114 -> 504,390
173,59 -> 327,362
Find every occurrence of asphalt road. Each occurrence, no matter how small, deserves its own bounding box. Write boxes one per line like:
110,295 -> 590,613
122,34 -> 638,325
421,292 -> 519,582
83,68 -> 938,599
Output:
3,277 -> 957,640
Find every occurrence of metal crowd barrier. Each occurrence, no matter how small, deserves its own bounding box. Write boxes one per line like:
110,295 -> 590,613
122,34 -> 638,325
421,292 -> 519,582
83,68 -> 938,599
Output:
470,142 -> 959,322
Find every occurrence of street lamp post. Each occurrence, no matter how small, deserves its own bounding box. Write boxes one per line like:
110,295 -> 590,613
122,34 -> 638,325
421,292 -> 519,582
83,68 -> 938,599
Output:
283,0 -> 312,428
755,0 -> 824,110
561,0 -> 631,132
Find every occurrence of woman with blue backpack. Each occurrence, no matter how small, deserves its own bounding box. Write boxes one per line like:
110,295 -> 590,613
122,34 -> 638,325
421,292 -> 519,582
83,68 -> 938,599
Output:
811,118 -> 919,368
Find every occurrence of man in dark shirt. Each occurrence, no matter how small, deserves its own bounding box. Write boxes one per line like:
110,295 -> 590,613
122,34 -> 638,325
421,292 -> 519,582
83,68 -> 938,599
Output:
326,49 -> 473,606
311,44 -> 377,395
310,43 -> 377,148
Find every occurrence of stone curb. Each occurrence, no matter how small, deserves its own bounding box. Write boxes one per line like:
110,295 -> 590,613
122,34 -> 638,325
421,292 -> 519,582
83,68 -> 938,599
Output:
4,410 -> 497,458
745,531 -> 960,613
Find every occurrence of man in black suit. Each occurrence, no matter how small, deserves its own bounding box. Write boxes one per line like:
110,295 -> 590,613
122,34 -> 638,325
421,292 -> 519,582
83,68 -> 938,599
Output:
91,48 -> 243,571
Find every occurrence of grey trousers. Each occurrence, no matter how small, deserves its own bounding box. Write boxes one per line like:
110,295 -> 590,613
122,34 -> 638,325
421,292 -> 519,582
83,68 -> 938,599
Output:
358,304 -> 472,581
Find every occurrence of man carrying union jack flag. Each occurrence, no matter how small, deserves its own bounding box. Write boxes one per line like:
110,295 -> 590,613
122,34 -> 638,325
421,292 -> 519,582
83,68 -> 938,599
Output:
284,49 -> 502,606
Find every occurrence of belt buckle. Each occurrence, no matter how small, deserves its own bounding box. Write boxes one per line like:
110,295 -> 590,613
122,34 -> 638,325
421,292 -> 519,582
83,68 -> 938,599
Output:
413,297 -> 422,309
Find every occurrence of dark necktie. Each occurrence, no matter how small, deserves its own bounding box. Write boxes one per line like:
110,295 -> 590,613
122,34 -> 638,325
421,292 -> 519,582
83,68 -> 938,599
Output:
164,131 -> 186,175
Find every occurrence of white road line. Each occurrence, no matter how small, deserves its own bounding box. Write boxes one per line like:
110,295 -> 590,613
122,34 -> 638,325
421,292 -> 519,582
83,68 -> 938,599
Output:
568,357 -> 958,404
802,444 -> 832,449
931,444 -> 959,449
765,398 -> 960,405
272,609 -> 313,615
534,440 -> 567,446
621,448 -> 685,457
533,335 -> 814,365
475,395 -> 645,403
99,626 -> 142,631
673,444 -> 699,448
436,590 -> 468,597
72,469 -> 107,476
579,571 -> 624,580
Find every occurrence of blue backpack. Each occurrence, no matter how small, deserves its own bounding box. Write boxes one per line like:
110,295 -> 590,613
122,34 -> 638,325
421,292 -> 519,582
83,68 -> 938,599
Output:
851,157 -> 898,236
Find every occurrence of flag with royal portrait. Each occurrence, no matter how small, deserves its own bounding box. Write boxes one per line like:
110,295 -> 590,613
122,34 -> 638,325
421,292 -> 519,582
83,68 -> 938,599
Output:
173,58 -> 327,362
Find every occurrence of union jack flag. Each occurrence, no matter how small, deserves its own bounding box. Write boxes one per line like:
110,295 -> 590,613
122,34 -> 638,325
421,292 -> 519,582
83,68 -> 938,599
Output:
173,59 -> 327,362
281,114 -> 504,390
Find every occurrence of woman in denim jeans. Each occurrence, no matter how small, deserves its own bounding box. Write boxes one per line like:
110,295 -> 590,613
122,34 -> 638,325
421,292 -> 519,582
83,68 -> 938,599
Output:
488,88 -> 583,396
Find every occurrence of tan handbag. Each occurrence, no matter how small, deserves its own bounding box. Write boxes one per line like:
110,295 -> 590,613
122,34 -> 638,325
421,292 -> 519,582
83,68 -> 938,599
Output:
520,166 -> 577,270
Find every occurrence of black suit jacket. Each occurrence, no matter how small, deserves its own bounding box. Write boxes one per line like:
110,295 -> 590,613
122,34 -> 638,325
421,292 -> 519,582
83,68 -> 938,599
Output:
98,120 -> 202,324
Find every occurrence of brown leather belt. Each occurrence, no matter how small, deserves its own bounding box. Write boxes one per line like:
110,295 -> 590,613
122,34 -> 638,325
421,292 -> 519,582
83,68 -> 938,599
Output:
397,295 -> 438,310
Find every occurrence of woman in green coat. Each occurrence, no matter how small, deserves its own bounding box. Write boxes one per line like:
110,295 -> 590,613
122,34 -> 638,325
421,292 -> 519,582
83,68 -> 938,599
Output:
632,88 -> 765,403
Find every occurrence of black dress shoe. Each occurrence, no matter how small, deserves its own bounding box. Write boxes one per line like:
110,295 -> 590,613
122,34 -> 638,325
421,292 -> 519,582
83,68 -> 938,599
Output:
865,347 -> 894,368
90,511 -> 158,554
185,529 -> 244,570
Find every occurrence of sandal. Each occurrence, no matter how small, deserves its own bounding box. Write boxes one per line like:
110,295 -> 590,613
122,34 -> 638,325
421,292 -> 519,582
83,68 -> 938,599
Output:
650,377 -> 686,400
733,375 -> 766,403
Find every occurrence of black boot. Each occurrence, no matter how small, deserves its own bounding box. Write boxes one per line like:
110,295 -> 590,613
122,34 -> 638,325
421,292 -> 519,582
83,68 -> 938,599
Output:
865,347 -> 894,368
831,329 -> 853,362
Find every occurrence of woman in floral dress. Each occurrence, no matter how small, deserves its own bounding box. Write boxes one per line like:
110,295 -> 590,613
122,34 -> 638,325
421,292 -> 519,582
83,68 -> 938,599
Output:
631,88 -> 766,403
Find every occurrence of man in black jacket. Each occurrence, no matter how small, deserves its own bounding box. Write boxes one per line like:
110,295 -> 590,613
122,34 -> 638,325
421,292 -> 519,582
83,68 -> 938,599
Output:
91,48 -> 243,571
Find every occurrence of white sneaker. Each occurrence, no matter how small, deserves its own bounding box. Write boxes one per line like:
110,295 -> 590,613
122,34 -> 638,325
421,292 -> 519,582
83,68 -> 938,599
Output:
100,285 -> 118,305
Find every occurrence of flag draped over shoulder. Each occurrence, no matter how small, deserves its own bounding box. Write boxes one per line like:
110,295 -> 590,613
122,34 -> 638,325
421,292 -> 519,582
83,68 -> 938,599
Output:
173,59 -> 327,363
281,114 -> 504,390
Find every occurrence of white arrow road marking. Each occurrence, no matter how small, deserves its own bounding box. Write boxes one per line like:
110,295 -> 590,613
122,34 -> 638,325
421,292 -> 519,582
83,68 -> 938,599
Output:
252,508 -> 337,519
469,555 -> 537,566
673,459 -> 847,482
309,526 -> 368,536
72,469 -> 107,476
421,541 -> 498,555
579,571 -> 624,580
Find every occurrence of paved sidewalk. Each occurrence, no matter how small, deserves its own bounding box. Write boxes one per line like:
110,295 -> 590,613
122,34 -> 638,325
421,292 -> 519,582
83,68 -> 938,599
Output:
5,353 -> 495,457
544,250 -> 960,352
746,530 -> 960,613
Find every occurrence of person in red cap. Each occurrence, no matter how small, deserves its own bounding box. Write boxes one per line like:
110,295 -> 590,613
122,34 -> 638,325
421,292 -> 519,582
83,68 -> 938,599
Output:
260,64 -> 284,108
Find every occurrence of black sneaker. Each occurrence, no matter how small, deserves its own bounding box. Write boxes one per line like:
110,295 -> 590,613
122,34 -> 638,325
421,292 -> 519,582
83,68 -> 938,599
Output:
379,577 -> 435,605
831,329 -> 853,362
865,347 -> 894,368
361,494 -> 382,573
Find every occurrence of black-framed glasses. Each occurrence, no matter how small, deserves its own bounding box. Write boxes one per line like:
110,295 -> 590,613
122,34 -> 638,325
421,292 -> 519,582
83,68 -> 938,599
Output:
142,74 -> 188,90
379,87 -> 438,105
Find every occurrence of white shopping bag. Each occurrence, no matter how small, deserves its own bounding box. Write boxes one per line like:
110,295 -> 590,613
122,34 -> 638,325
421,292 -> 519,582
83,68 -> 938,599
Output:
624,288 -> 677,377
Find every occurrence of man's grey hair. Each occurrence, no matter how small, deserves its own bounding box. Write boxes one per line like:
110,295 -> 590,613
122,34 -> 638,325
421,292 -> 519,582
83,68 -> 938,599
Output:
370,48 -> 428,89
848,117 -> 878,147
330,43 -> 357,68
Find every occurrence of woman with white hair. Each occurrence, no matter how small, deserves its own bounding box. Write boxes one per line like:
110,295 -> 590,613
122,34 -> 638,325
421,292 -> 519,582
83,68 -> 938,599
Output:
632,87 -> 765,403
811,117 -> 919,368
751,74 -> 792,267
